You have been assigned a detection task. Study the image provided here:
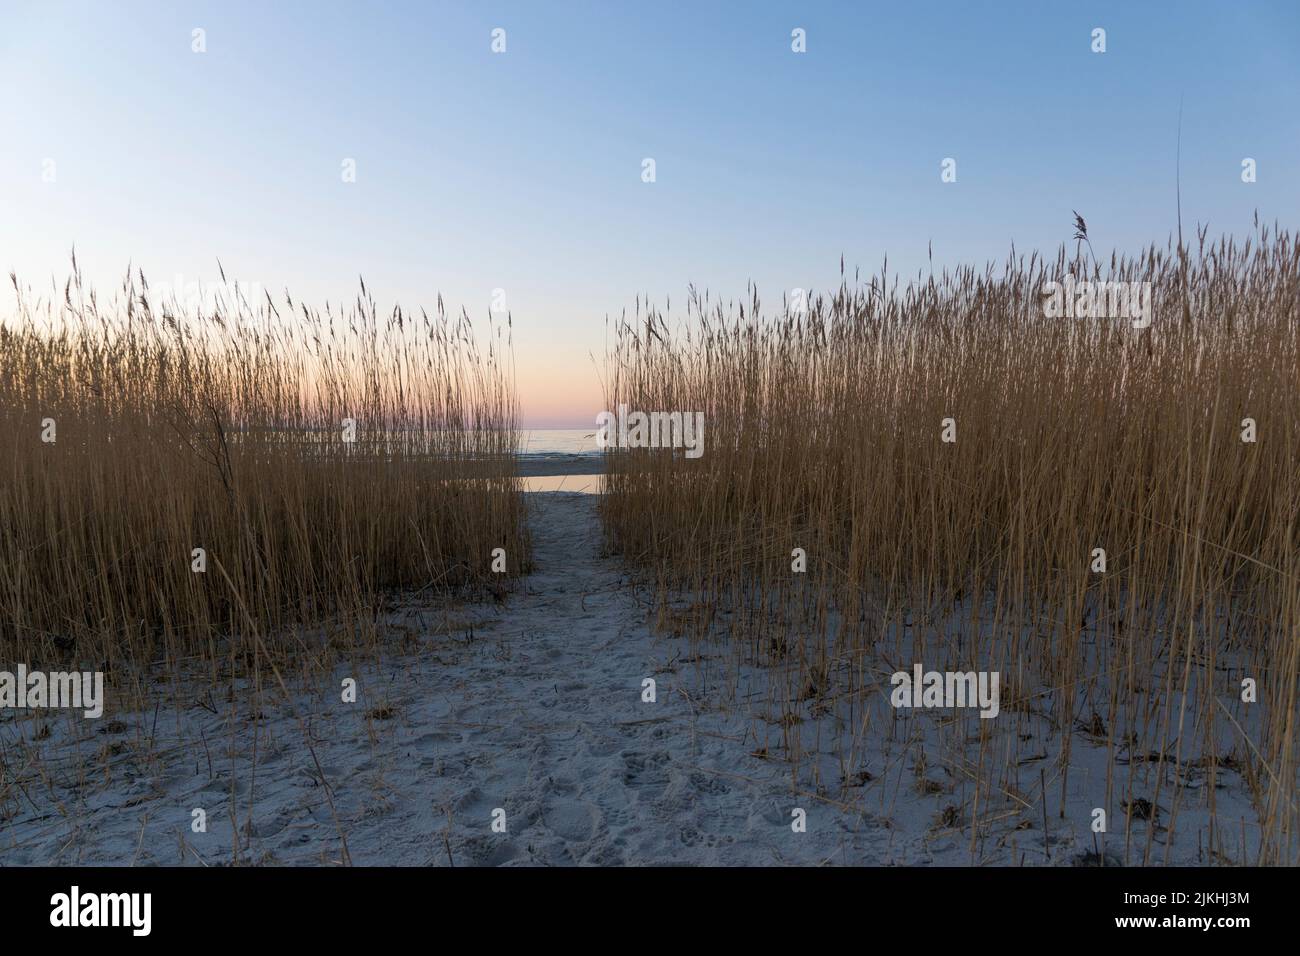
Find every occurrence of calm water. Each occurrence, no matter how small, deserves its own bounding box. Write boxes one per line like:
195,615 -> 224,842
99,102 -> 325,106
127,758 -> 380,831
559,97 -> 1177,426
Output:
519,428 -> 603,491
520,428 -> 599,455
522,473 -> 605,493
518,429 -> 601,471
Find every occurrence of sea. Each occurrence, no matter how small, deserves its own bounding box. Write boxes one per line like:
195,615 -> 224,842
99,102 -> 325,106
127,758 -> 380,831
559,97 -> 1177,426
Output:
519,428 -> 604,492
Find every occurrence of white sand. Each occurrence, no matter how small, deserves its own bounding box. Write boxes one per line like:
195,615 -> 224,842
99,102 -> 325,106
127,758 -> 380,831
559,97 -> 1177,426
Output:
0,493 -> 1262,865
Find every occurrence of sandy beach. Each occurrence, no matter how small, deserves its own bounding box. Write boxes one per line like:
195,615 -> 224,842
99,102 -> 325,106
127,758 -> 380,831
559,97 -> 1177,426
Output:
2,493 -> 873,864
1,491 -> 1257,866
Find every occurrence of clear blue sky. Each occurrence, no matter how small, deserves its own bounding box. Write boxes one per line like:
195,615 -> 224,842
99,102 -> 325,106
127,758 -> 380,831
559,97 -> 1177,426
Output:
3,1 -> 1297,425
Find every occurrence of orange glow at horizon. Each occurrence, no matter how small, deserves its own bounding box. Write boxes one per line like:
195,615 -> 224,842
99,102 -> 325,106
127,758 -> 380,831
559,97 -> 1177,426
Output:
513,353 -> 603,429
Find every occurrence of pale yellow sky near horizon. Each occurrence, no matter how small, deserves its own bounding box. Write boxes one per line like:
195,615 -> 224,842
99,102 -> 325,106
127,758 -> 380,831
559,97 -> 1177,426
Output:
514,348 -> 604,428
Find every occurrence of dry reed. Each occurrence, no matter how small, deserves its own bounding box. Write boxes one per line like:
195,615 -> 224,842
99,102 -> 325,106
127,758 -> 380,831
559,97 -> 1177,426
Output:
601,221 -> 1300,864
0,260 -> 527,705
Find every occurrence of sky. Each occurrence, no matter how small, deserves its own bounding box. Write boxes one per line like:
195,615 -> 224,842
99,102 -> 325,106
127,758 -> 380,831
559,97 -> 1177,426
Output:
2,1 -> 1298,426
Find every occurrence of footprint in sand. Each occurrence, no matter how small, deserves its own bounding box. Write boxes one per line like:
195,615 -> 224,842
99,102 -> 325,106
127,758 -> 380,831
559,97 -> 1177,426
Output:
543,801 -> 603,844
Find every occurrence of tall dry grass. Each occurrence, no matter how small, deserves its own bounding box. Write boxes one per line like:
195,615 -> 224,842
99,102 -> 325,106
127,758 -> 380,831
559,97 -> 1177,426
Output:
0,261 -> 527,703
601,222 -> 1300,864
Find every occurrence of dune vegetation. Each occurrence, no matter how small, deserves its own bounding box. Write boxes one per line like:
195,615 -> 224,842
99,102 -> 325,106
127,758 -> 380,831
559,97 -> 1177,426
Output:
601,222 -> 1300,864
0,261 -> 527,708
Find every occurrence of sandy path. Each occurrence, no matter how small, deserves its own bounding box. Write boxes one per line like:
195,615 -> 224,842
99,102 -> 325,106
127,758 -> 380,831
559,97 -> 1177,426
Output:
360,491 -> 889,865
